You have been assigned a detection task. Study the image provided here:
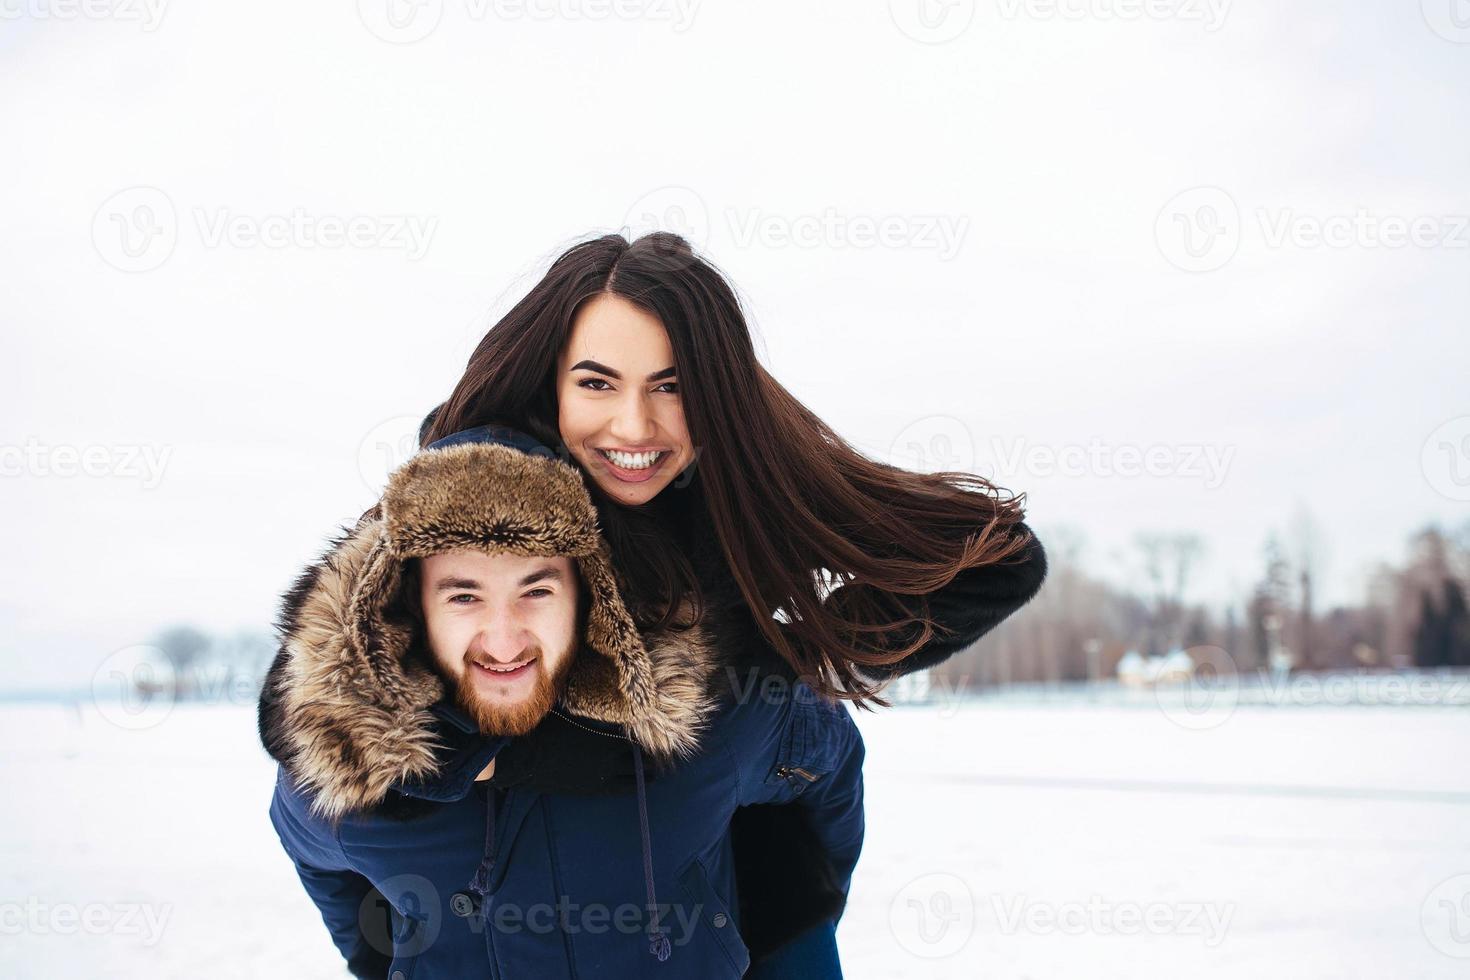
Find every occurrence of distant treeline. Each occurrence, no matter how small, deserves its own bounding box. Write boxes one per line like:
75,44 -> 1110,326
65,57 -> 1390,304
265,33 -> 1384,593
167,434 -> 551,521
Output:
932,518 -> 1470,689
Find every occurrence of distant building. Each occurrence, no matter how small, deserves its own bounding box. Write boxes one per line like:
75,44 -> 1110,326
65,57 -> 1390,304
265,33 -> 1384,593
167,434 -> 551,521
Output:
1117,648 -> 1196,686
1117,650 -> 1146,686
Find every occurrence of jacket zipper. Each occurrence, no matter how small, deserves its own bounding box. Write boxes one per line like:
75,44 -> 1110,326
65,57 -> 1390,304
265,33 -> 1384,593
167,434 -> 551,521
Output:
550,708 -> 632,742
775,765 -> 818,782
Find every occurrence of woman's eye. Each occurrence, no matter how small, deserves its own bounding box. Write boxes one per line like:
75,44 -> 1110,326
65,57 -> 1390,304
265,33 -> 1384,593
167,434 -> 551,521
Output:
577,378 -> 612,391
448,594 -> 477,605
654,382 -> 679,394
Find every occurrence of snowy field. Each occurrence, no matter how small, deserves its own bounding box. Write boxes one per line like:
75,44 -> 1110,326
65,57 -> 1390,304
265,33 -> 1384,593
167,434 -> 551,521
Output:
2,697 -> 1468,979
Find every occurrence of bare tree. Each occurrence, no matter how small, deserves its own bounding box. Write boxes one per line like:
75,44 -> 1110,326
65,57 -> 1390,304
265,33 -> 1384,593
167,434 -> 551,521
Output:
1288,504 -> 1328,669
1133,531 -> 1206,651
1247,533 -> 1291,671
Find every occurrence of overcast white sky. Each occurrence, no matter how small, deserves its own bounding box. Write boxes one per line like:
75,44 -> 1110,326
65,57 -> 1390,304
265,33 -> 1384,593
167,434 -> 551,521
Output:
3,1 -> 1468,688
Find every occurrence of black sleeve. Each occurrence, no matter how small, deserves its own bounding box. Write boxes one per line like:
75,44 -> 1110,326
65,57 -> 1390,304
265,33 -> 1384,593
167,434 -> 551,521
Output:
826,520 -> 1048,679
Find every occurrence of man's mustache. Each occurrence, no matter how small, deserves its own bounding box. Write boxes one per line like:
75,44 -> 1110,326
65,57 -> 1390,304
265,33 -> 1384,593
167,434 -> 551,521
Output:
465,647 -> 541,671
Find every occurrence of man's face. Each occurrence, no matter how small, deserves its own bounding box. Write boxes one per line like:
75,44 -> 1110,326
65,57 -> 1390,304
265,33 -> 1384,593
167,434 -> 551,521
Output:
417,549 -> 580,736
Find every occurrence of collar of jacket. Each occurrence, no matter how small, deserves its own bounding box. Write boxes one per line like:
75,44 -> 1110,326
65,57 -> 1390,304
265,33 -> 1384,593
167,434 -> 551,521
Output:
257,435 -> 722,823
370,699 -> 509,804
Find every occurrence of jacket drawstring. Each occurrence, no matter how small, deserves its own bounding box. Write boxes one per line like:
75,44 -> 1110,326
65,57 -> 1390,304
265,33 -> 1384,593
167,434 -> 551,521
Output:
633,743 -> 671,961
467,785 -> 497,900
463,745 -> 671,962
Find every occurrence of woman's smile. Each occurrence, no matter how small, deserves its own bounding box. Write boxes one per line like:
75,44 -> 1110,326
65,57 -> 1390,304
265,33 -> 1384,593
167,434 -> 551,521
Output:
595,447 -> 673,482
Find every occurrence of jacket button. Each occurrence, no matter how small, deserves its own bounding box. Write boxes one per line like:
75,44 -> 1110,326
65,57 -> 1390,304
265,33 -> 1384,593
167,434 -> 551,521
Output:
450,891 -> 479,917
713,913 -> 728,927
391,973 -> 405,980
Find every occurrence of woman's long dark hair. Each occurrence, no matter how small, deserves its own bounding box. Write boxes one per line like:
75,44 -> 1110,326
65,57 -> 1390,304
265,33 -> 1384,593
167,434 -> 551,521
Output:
423,231 -> 1033,702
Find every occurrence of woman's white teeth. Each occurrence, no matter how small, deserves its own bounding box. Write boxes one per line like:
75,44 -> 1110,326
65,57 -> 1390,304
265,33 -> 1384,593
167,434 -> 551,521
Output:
601,449 -> 662,470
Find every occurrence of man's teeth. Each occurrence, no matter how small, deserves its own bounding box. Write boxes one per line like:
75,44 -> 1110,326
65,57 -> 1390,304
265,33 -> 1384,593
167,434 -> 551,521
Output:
600,449 -> 663,470
478,661 -> 529,673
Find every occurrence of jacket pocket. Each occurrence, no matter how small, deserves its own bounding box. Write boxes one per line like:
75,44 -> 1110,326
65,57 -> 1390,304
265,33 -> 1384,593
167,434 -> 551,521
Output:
676,857 -> 751,977
764,684 -> 846,798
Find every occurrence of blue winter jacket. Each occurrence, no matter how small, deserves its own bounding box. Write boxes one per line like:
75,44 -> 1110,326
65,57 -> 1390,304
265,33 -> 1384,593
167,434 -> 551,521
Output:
259,427 -> 865,979
268,681 -> 864,979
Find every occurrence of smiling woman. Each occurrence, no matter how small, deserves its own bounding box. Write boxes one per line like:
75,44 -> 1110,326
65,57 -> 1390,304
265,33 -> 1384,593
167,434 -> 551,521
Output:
557,293 -> 698,504
424,231 -> 1047,703
418,230 -> 1048,976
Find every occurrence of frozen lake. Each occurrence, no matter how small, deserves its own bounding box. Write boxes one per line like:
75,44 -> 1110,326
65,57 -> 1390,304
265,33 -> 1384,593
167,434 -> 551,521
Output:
2,697 -> 1468,978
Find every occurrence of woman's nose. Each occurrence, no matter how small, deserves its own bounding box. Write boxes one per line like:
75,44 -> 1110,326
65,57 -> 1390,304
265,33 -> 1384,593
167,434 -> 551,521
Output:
609,393 -> 657,443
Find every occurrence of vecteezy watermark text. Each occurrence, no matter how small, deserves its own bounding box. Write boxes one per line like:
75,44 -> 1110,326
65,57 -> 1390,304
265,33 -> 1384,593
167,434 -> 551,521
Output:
0,899 -> 173,945
93,186 -> 438,272
991,893 -> 1234,945
1157,186 -> 1470,273
0,439 -> 172,489
0,0 -> 167,29
725,208 -> 970,261
989,436 -> 1236,489
356,0 -> 699,43
995,0 -> 1230,31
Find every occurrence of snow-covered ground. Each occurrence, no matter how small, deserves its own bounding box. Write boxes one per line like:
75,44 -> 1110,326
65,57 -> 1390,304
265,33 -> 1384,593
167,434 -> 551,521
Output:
2,698 -> 1468,978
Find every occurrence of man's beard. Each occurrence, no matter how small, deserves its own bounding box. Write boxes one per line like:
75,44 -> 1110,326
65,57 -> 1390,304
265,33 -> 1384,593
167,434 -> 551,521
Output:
450,641 -> 578,737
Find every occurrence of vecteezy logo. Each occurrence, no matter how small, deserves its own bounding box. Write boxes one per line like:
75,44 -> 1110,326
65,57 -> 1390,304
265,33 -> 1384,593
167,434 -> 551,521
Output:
92,186 -> 178,273
1422,0 -> 1470,43
1155,186 -> 1240,273
1422,873 -> 1470,958
888,415 -> 975,475
889,872 -> 975,959
1155,644 -> 1239,731
362,874 -> 443,956
357,0 -> 444,43
91,645 -> 176,731
1422,416 -> 1470,502
889,0 -> 976,44
359,415 -> 427,493
621,186 -> 711,270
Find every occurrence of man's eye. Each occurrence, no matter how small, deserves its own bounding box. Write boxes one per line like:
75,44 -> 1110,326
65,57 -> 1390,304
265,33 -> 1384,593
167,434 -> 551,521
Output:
524,588 -> 553,599
577,378 -> 612,391
448,594 -> 477,604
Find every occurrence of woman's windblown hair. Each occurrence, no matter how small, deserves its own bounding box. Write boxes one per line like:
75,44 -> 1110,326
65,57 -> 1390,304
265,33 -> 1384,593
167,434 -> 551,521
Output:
423,231 -> 1035,703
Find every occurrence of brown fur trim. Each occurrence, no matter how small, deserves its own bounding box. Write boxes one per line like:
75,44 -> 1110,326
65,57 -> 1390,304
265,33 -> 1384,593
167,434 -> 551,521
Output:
562,596 -> 718,761
271,518 -> 447,822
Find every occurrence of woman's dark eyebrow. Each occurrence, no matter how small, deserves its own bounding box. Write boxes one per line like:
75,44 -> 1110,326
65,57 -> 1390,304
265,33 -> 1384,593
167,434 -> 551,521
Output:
569,359 -> 676,382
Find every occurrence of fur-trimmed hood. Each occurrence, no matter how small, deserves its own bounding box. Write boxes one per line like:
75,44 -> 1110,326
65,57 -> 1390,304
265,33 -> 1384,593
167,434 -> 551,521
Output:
257,427 -> 721,821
